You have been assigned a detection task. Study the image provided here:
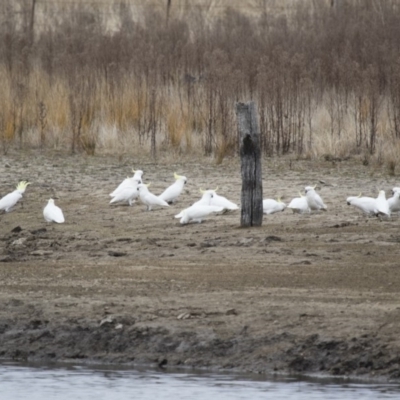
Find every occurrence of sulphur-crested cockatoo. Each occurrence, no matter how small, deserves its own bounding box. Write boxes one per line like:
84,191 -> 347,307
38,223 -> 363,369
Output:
110,179 -> 140,206
175,204 -> 224,224
388,190 -> 400,213
137,184 -> 169,211
287,193 -> 310,214
376,190 -> 390,217
0,181 -> 30,212
43,199 -> 65,223
263,198 -> 287,215
158,172 -> 187,204
346,194 -> 379,216
174,189 -> 238,219
110,169 -> 143,197
305,186 -> 327,211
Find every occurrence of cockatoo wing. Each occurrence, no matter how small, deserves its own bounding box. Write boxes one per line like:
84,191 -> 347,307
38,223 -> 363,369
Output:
263,199 -> 286,215
147,193 -> 169,207
314,193 -> 327,210
388,192 -> 400,212
376,191 -> 390,216
306,191 -> 327,210
158,181 -> 183,203
211,194 -> 239,210
110,186 -> 139,204
110,177 -> 141,197
43,203 -> 65,223
348,197 -> 378,215
139,188 -> 169,209
187,204 -> 223,219
0,191 -> 22,212
288,197 -> 310,214
179,204 -> 224,224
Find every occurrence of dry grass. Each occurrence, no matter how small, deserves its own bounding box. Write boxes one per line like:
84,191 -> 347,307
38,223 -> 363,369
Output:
0,0 -> 400,173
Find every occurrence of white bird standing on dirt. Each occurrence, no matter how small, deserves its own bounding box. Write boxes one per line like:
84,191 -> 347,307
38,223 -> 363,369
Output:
110,169 -> 143,197
158,172 -> 187,204
346,194 -> 379,216
174,189 -> 233,219
109,178 -> 141,206
137,183 -> 169,211
262,198 -> 287,215
305,186 -> 327,211
0,181 -> 30,213
287,193 -> 310,214
388,189 -> 400,213
43,199 -> 65,223
175,204 -> 224,224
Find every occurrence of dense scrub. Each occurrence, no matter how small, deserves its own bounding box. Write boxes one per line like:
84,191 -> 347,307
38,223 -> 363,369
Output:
1,0 -> 400,171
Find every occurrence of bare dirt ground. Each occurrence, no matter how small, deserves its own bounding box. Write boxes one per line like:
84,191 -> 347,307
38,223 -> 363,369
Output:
1,150 -> 400,381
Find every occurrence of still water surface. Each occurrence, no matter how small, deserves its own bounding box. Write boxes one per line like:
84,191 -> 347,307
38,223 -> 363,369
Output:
1,362 -> 400,400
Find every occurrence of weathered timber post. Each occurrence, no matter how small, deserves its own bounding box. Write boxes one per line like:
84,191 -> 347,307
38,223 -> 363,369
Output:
236,101 -> 263,227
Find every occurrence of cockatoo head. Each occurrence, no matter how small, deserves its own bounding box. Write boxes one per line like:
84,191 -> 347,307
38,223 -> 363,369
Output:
174,172 -> 187,185
304,185 -> 316,194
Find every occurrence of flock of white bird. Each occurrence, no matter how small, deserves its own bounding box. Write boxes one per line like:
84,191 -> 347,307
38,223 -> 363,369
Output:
1,168 -> 400,224
0,181 -> 65,223
108,169 -> 239,224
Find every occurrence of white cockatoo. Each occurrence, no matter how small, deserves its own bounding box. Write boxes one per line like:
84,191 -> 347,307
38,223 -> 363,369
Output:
287,193 -> 310,214
305,186 -> 327,211
0,181 -> 30,212
110,169 -> 143,197
137,184 -> 169,211
262,198 -> 287,215
110,179 -> 140,206
388,189 -> 400,213
376,190 -> 390,217
346,194 -> 379,216
43,199 -> 65,223
175,204 -> 224,224
158,172 -> 187,204
174,189 -> 238,219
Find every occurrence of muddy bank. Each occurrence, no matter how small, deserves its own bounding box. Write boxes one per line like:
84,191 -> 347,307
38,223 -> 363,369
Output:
1,151 -> 400,380
1,288 -> 400,381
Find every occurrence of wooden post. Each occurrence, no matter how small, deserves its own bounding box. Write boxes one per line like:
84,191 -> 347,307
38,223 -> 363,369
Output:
166,0 -> 172,27
29,0 -> 36,47
236,101 -> 263,227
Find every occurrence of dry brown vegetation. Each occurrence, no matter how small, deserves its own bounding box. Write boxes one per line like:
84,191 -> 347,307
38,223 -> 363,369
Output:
1,0 -> 400,171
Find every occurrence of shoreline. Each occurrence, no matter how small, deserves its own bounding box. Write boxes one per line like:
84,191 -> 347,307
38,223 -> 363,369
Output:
1,265 -> 399,382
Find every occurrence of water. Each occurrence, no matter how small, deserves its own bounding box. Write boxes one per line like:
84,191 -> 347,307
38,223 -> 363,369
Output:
1,362 -> 400,400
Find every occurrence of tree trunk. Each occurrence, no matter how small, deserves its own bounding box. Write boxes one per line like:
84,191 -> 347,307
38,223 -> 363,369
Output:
236,102 -> 263,227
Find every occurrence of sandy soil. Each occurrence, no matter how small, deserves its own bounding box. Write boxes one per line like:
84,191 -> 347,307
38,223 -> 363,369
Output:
1,150 -> 400,381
